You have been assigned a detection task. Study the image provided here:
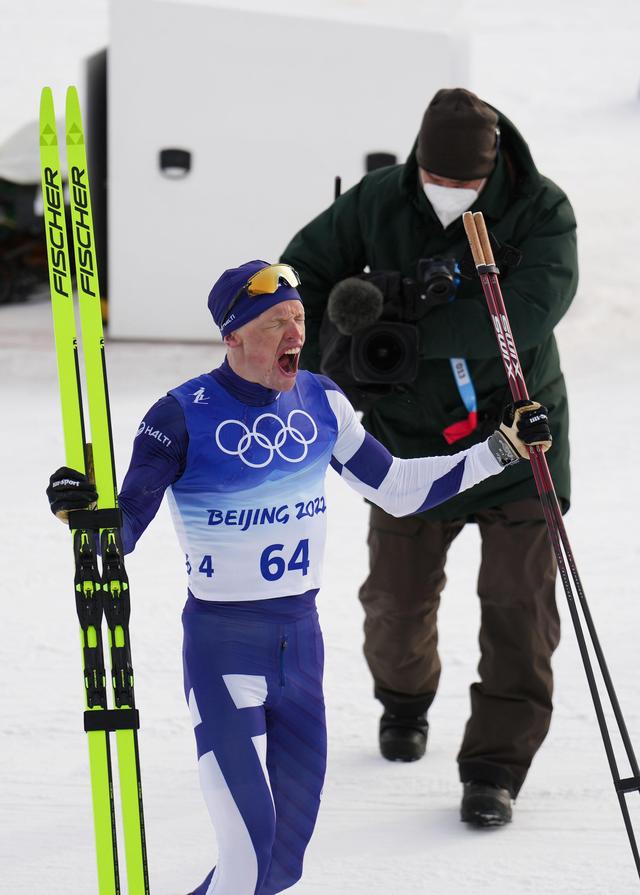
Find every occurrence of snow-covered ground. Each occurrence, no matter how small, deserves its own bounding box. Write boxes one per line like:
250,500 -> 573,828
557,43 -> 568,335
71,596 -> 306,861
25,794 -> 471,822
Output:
2,1 -> 640,893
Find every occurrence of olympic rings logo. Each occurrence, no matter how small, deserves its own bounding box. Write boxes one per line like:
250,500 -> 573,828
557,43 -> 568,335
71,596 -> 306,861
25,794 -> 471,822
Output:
215,411 -> 318,468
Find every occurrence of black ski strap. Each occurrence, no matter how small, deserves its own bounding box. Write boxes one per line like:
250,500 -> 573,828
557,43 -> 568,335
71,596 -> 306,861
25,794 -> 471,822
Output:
69,508 -> 122,531
84,708 -> 140,732
617,776 -> 640,794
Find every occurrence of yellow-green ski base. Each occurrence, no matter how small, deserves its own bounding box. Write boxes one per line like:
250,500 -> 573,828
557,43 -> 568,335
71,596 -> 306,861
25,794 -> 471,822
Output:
41,85 -> 121,895
88,730 -> 121,895
116,730 -> 150,895
65,85 -> 150,895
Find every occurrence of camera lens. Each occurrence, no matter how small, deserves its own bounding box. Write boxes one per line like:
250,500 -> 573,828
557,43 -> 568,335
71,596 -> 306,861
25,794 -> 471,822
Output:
363,331 -> 404,374
417,257 -> 457,305
426,274 -> 455,301
350,322 -> 419,384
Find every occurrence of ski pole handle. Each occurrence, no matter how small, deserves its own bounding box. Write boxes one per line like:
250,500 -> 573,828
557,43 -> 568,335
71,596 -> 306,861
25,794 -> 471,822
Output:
462,211 -> 485,266
473,212 -> 496,266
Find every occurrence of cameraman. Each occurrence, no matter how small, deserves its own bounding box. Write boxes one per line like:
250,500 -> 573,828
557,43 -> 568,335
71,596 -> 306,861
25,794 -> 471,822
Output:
280,87 -> 578,826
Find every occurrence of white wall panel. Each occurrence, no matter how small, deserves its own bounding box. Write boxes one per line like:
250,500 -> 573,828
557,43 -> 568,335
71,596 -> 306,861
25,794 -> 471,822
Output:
108,0 -> 468,340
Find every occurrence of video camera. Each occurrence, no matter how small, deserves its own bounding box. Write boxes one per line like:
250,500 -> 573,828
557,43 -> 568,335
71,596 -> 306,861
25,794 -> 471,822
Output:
319,257 -> 458,411
318,235 -> 522,412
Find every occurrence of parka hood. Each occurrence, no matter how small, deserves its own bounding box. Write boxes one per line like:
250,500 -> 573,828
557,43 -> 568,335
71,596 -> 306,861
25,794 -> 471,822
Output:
401,103 -> 542,199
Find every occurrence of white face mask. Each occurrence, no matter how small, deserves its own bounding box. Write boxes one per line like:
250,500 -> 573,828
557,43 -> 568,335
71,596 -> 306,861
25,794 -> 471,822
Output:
423,182 -> 479,229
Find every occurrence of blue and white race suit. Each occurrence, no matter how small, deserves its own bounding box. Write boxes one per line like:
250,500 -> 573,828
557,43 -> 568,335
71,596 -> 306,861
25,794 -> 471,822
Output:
118,360 -> 504,895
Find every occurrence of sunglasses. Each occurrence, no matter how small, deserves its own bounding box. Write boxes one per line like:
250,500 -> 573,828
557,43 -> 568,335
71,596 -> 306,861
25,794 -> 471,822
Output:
222,264 -> 301,326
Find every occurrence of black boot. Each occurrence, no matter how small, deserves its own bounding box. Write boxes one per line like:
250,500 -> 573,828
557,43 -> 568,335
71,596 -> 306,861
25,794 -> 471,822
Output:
379,711 -> 428,762
460,780 -> 513,827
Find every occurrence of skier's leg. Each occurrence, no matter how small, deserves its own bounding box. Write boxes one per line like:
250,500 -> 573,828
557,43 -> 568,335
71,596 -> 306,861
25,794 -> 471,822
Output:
259,610 -> 327,895
458,498 -> 560,797
182,602 -> 278,895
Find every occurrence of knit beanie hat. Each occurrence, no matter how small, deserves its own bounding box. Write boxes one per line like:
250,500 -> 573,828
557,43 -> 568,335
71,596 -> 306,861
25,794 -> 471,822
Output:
208,260 -> 302,337
416,88 -> 499,180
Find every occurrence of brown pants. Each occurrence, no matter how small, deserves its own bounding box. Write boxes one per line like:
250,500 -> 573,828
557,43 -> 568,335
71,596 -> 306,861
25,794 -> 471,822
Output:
358,498 -> 560,797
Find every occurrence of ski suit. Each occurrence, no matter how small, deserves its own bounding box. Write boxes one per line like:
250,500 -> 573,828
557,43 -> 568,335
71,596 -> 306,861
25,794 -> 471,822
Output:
118,359 -> 505,895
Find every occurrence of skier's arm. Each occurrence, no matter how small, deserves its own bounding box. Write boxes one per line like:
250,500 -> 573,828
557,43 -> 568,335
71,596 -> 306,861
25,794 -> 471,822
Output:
117,396 -> 188,553
46,396 -> 188,552
322,379 -> 549,516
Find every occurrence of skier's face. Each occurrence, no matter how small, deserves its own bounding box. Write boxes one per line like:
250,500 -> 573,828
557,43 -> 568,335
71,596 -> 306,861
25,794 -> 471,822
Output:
224,300 -> 305,391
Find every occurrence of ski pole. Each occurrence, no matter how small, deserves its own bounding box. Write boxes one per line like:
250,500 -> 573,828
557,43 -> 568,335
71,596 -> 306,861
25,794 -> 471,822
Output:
463,210 -> 640,880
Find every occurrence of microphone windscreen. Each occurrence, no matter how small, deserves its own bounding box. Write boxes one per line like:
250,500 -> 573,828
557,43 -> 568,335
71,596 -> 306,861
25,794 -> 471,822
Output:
327,278 -> 384,335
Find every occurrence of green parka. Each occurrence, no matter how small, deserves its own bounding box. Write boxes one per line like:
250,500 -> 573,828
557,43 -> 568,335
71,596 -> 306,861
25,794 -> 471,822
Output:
281,109 -> 578,519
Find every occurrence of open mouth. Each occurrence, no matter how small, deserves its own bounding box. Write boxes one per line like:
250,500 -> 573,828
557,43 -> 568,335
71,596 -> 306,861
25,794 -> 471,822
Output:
277,348 -> 300,377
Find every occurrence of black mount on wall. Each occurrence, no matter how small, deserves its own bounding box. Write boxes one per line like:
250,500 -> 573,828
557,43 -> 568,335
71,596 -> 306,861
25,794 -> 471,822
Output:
365,152 -> 397,173
159,148 -> 192,178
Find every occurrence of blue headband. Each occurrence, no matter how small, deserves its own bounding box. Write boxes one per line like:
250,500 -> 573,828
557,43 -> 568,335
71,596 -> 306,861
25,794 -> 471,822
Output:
208,260 -> 303,338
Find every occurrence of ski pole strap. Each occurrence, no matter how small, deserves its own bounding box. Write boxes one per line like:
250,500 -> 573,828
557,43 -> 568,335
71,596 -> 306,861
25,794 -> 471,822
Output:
616,776 -> 640,794
84,708 -> 140,732
69,508 -> 123,531
443,357 -> 478,444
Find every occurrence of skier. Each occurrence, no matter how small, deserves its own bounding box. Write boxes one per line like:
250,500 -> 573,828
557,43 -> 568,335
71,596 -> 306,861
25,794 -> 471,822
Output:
47,260 -> 552,895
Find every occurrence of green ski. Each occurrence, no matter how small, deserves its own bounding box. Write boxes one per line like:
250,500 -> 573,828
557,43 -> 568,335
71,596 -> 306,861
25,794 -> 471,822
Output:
40,85 -> 150,894
40,85 -> 121,895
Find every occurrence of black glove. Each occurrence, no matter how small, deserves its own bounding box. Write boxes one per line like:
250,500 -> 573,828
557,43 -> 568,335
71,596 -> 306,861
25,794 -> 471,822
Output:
458,231 -> 523,280
47,466 -> 98,520
499,400 -> 552,460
